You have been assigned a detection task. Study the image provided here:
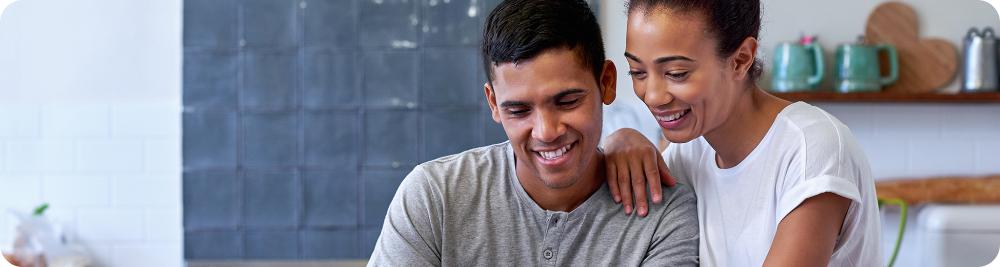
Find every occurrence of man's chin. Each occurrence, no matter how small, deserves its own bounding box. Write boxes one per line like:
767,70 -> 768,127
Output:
537,172 -> 579,189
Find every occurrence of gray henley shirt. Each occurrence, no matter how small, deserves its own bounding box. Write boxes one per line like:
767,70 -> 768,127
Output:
368,142 -> 699,266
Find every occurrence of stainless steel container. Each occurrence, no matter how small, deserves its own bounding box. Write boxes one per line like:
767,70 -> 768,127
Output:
962,27 -> 999,92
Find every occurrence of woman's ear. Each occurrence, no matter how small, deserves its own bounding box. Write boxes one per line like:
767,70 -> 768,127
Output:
732,37 -> 759,81
600,60 -> 617,105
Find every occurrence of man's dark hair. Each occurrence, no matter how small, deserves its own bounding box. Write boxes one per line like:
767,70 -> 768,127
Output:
481,0 -> 606,85
627,0 -> 764,82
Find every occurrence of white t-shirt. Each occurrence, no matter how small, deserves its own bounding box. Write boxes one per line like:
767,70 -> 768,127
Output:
663,102 -> 882,267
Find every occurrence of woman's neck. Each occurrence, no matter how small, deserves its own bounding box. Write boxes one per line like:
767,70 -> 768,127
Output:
703,88 -> 791,169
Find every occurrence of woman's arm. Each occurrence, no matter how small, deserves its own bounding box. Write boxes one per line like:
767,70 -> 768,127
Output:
602,128 -> 676,217
763,192 -> 852,266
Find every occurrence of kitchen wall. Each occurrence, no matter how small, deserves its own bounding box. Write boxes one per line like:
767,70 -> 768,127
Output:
0,0 -> 995,265
0,0 -> 181,266
599,0 -> 1000,266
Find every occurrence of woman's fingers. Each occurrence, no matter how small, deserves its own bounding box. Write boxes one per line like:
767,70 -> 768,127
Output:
616,160 -> 634,215
606,159 -> 621,203
643,148 -> 663,204
629,158 -> 649,217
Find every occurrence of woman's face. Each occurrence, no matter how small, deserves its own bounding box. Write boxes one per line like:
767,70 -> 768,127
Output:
624,10 -> 744,143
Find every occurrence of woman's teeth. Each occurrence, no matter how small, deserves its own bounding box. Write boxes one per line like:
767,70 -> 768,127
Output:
538,143 -> 572,160
656,109 -> 689,122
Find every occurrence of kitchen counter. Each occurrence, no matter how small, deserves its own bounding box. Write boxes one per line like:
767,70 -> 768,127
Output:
187,260 -> 367,267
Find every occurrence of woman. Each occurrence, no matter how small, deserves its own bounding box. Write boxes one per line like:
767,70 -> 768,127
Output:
601,0 -> 882,266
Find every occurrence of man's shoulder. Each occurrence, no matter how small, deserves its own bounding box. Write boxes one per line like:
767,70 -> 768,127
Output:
421,142 -> 510,167
399,142 -> 512,194
651,183 -> 697,216
416,142 -> 510,178
588,183 -> 696,222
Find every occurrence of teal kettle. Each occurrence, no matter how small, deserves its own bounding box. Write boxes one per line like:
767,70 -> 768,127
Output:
834,38 -> 899,93
771,42 -> 824,92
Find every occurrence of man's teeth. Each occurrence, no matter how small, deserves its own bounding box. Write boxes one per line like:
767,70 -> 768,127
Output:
656,109 -> 688,122
539,144 -> 572,160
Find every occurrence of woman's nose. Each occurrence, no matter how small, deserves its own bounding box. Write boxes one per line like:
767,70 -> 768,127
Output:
643,76 -> 674,110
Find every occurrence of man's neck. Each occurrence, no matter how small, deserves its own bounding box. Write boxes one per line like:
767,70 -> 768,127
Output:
514,150 -> 605,212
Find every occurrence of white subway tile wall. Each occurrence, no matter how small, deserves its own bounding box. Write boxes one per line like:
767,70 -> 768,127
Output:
0,0 -> 183,267
0,0 -> 182,265
0,104 -> 182,266
0,0 -> 994,266
817,103 -> 1000,179
976,141 -> 1000,174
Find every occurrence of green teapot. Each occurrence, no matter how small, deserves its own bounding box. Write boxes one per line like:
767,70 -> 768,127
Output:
834,38 -> 899,93
771,42 -> 825,92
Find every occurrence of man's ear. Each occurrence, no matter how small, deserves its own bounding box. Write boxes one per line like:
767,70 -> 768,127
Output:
484,82 -> 501,123
600,60 -> 617,105
731,36 -> 758,81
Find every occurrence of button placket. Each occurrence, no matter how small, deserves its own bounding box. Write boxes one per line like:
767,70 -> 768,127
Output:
540,213 -> 564,265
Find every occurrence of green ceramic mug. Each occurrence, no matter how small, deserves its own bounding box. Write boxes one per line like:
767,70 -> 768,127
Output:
835,44 -> 899,93
771,42 -> 824,92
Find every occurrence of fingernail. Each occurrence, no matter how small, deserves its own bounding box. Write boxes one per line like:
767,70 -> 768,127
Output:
640,207 -> 647,216
614,196 -> 621,203
654,195 -> 662,203
625,205 -> 632,214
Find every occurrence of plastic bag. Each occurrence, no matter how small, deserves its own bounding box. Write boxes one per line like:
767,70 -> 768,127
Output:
2,204 -> 92,267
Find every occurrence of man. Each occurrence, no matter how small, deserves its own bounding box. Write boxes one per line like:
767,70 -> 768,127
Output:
368,0 -> 698,265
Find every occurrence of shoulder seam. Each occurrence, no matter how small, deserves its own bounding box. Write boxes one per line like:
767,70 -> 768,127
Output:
817,110 -> 846,178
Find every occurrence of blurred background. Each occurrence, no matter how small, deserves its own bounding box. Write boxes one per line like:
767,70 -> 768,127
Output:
0,0 -> 998,266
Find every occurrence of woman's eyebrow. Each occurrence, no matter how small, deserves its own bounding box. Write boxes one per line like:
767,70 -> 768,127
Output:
653,55 -> 695,64
623,52 -> 695,65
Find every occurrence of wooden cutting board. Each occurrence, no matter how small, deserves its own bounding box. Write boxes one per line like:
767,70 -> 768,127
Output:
865,2 -> 958,93
876,175 -> 1000,205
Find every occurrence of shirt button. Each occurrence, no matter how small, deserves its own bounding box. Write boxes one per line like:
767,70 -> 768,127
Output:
543,249 -> 553,259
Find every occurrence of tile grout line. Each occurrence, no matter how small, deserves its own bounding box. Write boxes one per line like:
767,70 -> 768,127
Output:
236,0 -> 248,259
355,0 -> 367,258
296,0 -> 307,259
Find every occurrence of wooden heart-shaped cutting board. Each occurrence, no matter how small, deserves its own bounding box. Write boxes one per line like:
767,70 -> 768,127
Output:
865,2 -> 958,93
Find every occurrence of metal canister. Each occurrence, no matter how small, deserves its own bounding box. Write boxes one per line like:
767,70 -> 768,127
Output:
962,27 -> 999,92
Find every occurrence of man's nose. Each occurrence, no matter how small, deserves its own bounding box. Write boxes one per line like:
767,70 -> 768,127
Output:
531,110 -> 564,143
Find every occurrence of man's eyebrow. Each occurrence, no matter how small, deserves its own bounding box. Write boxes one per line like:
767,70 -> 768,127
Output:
553,88 -> 586,100
498,89 -> 586,108
623,52 -> 696,65
499,100 -> 529,108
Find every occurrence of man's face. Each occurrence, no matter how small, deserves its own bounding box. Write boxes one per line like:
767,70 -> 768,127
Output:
485,48 -> 614,189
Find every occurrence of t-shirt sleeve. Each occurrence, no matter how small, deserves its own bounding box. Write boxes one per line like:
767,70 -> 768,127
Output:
642,184 -> 700,266
775,122 -> 864,224
368,165 -> 443,267
662,143 -> 693,187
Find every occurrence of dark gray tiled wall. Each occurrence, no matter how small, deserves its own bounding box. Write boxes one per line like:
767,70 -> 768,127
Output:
183,0 -> 597,260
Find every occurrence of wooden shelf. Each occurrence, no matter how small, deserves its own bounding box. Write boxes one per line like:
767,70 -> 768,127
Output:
772,91 -> 1000,103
